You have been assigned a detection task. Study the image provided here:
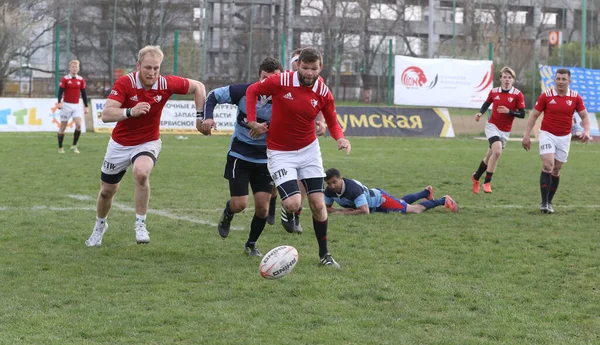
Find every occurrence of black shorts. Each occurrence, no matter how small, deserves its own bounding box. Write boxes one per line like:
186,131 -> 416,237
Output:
224,155 -> 273,197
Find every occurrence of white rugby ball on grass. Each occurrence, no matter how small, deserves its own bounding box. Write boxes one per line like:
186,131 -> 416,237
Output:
259,245 -> 299,279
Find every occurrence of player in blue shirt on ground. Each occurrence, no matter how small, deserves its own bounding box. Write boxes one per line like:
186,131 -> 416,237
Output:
197,57 -> 284,257
323,168 -> 459,214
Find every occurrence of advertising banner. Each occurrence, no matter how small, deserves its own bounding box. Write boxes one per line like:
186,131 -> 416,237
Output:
332,106 -> 454,137
91,99 -> 236,134
539,65 -> 600,112
394,56 -> 493,109
0,98 -> 86,132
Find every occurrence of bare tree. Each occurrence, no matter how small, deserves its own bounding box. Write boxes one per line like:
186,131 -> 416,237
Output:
0,0 -> 55,96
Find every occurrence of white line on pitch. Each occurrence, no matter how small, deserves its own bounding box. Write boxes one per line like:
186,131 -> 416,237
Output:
62,195 -> 244,231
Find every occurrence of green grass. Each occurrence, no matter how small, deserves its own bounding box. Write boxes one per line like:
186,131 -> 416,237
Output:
1,133 -> 599,344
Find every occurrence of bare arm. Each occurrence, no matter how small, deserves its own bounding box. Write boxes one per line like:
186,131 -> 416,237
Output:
186,79 -> 206,111
521,109 -> 542,151
577,109 -> 592,142
327,204 -> 370,215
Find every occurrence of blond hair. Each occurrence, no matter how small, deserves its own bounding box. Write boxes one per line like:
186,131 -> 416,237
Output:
69,60 -> 80,66
500,66 -> 515,79
137,45 -> 164,63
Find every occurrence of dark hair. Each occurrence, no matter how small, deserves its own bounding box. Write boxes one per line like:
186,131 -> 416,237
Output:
298,47 -> 322,66
556,68 -> 571,77
259,57 -> 283,76
325,168 -> 341,181
291,48 -> 303,57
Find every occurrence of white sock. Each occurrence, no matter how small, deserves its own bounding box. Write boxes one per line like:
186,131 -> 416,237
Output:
95,217 -> 107,228
136,214 -> 146,224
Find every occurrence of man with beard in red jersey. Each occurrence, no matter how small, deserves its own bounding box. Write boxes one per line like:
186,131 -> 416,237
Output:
245,47 -> 351,268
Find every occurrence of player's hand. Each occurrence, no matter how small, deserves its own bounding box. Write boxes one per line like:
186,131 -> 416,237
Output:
497,106 -> 510,114
132,102 -> 151,117
57,102 -> 63,109
316,120 -> 326,136
199,119 -> 216,136
84,106 -> 89,115
521,136 -> 531,151
475,113 -> 482,122
249,122 -> 268,139
579,131 -> 592,143
336,138 -> 351,155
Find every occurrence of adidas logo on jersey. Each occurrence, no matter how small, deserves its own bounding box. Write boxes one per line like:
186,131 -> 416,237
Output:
494,95 -> 501,100
130,95 -> 138,102
549,99 -> 557,104
283,92 -> 293,100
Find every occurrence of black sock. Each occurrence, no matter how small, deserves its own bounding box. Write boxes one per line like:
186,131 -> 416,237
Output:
473,160 -> 488,180
401,190 -> 429,204
313,217 -> 328,258
246,213 -> 267,245
418,198 -> 445,210
540,171 -> 552,204
57,133 -> 65,148
73,130 -> 81,145
268,196 -> 277,216
224,200 -> 234,217
484,171 -> 494,184
548,175 -> 560,203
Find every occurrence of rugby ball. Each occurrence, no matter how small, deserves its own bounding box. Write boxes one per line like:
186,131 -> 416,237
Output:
259,245 -> 299,279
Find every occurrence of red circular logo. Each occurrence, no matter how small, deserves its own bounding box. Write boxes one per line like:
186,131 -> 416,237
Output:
401,66 -> 428,89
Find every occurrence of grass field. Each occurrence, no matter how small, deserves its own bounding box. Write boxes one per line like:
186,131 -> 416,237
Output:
1,132 -> 599,345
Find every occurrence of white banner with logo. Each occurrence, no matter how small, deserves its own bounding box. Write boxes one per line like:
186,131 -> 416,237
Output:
0,98 -> 86,132
91,99 -> 236,134
394,56 -> 493,109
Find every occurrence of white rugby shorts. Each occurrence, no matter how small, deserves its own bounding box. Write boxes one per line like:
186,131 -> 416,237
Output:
59,102 -> 84,122
100,138 -> 162,175
267,139 -> 325,187
538,130 -> 571,163
485,122 -> 511,148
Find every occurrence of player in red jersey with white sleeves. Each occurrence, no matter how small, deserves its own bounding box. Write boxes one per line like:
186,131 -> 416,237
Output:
471,67 -> 526,194
85,45 -> 207,247
57,60 -> 88,154
246,47 -> 351,268
522,68 -> 591,214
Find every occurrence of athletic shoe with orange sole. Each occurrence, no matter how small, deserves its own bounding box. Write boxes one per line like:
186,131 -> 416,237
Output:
471,174 -> 480,194
483,183 -> 492,193
443,195 -> 459,213
425,186 -> 434,200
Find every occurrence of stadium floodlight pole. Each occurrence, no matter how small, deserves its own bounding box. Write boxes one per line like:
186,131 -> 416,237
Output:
452,0 -> 456,57
387,39 -> 393,105
66,0 -> 72,60
201,0 -> 208,79
110,0 -> 118,87
581,0 -> 587,68
247,0 -> 255,83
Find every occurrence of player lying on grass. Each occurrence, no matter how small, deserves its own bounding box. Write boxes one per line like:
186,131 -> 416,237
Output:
323,168 -> 459,214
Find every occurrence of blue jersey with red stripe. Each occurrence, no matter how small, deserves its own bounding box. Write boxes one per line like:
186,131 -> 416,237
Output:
324,178 -> 383,211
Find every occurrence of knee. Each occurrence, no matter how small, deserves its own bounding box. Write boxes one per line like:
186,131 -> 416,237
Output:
255,204 -> 269,218
282,199 -> 301,213
230,199 -> 248,213
99,186 -> 117,199
133,169 -> 150,186
491,149 -> 502,159
542,163 -> 554,173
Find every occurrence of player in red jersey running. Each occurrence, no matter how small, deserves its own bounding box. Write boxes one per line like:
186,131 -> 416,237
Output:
271,47 -> 327,234
246,47 -> 351,268
57,60 -> 88,154
471,67 -> 525,194
522,68 -> 591,214
85,45 -> 207,247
